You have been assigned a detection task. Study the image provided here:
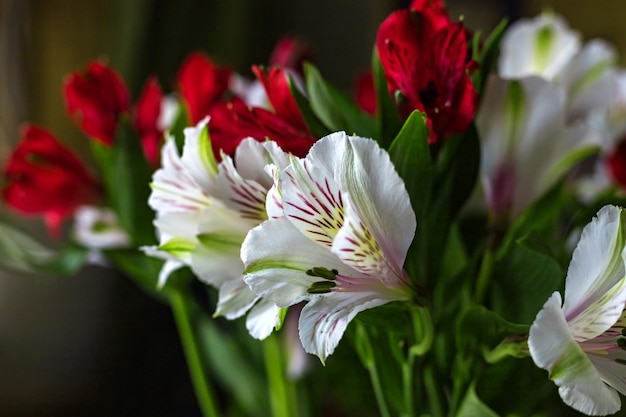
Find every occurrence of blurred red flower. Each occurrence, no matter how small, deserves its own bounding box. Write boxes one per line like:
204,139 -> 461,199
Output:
64,61 -> 131,145
3,125 -> 102,236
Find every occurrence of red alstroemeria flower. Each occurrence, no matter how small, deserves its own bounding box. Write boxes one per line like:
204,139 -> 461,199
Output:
376,6 -> 478,143
64,61 -> 131,145
252,65 -> 309,132
209,98 -> 315,159
355,69 -> 377,116
3,125 -> 102,236
268,36 -> 313,76
409,0 -> 451,30
177,52 -> 232,124
134,76 -> 165,167
208,65 -> 315,160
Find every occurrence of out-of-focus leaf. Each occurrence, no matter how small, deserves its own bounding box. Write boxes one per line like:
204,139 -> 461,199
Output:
372,47 -> 403,148
472,18 -> 508,97
93,120 -> 156,246
197,314 -> 269,417
0,221 -> 88,276
491,237 -> 563,324
288,74 -> 330,138
304,63 -> 376,137
389,110 -> 432,222
456,383 -> 499,417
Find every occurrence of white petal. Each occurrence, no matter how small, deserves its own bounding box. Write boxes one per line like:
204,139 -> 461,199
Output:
149,138 -> 210,213
73,206 -> 129,249
191,236 -> 243,288
332,197 -> 406,288
498,12 -> 581,80
141,246 -> 186,288
281,155 -> 346,248
298,292 -> 391,363
306,132 -> 416,269
154,210 -> 202,243
561,40 -> 617,120
242,217 -> 351,307
478,76 -> 599,217
564,205 -> 626,340
234,138 -> 290,189
265,182 -> 284,219
197,200 -> 256,236
246,299 -> 281,340
158,95 -> 180,132
529,292 -> 621,416
216,153 -> 269,223
213,278 -> 259,319
181,118 -> 219,194
590,354 -> 626,399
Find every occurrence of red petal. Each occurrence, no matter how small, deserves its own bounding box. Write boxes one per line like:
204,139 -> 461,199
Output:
2,125 -> 102,235
177,52 -> 232,124
63,61 -> 130,145
252,65 -> 308,132
134,76 -> 164,166
268,36 -> 312,76
355,69 -> 377,116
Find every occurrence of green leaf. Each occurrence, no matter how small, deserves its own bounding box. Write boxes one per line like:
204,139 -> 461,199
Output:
356,301 -> 413,333
501,181 -> 566,254
389,110 -> 432,222
100,120 -> 156,246
472,18 -> 509,97
372,47 -> 403,148
458,306 -> 529,352
197,315 -> 269,417
491,238 -> 563,324
435,124 -> 481,216
288,74 -> 331,138
0,221 -> 88,275
304,63 -> 376,137
456,383 -> 499,417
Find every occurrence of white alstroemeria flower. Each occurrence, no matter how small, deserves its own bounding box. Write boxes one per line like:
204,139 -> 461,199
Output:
529,205 -> 626,416
477,75 -> 599,220
144,118 -> 290,339
242,132 -> 418,362
498,12 -> 581,81
229,74 -> 268,108
158,94 -> 180,133
560,40 -> 617,122
588,72 -> 626,151
73,206 -> 129,249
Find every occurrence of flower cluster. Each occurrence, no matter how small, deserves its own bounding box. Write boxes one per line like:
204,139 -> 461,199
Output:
5,2 -> 626,417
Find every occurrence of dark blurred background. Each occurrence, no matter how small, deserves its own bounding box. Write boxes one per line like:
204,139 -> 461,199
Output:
0,0 -> 625,415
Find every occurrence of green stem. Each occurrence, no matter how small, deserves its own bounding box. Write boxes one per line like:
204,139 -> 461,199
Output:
356,325 -> 391,417
169,288 -> 220,417
473,247 -> 494,305
368,358 -> 391,417
402,361 -> 415,417
263,332 -> 298,417
424,365 -> 445,417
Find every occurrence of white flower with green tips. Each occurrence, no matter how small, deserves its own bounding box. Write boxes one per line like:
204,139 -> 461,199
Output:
529,205 -> 626,416
498,12 -> 618,123
143,118 -> 290,339
498,12 -> 581,81
477,75 -> 599,220
241,132 -> 419,362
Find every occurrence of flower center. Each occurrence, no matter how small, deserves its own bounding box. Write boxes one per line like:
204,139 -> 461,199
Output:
306,266 -> 338,294
418,80 -> 439,110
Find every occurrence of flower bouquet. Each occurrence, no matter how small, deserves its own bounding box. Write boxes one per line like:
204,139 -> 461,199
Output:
4,1 -> 626,416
